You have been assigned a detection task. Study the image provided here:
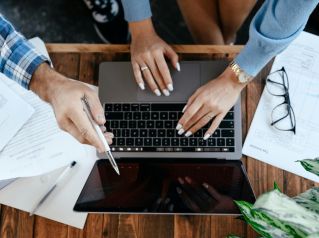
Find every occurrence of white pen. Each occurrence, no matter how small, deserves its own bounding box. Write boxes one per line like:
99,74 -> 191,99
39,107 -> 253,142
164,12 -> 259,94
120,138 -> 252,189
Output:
30,161 -> 77,216
81,97 -> 120,175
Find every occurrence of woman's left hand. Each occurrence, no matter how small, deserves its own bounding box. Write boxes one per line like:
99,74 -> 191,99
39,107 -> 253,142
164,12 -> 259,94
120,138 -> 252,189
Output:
176,67 -> 247,140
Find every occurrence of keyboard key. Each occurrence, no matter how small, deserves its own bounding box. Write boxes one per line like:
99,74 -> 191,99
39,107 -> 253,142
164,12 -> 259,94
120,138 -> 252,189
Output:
212,130 -> 220,137
162,138 -> 170,146
138,121 -> 146,128
221,130 -> 234,137
165,121 -> 173,128
133,112 -> 141,120
122,129 -> 130,137
225,112 -> 234,120
155,121 -> 164,128
124,112 -> 132,120
122,104 -> 130,111
167,129 -> 175,137
111,120 -> 119,128
160,112 -> 168,120
142,112 -> 150,120
171,138 -> 179,146
153,138 -> 161,146
217,138 -> 225,146
169,112 -> 177,120
104,104 -> 113,112
149,129 -> 157,137
140,104 -> 151,111
113,104 -> 121,111
113,129 -> 121,137
140,129 -> 148,137
129,121 -> 136,128
118,138 -> 125,146
151,103 -> 184,111
219,121 -> 234,128
198,138 -> 207,146
226,138 -> 234,146
207,138 -> 216,146
131,104 -> 139,111
190,138 -> 197,146
131,129 -> 139,137
106,112 -> 123,120
194,130 -> 203,137
126,138 -> 134,146
144,138 -> 152,146
181,138 -> 188,146
146,121 -> 155,128
120,121 -> 127,128
135,138 -> 143,146
151,112 -> 159,120
112,138 -> 117,146
158,129 -> 165,137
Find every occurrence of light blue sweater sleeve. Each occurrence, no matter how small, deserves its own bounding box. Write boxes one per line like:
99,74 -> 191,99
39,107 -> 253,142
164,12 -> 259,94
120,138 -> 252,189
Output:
121,0 -> 152,22
235,0 -> 318,77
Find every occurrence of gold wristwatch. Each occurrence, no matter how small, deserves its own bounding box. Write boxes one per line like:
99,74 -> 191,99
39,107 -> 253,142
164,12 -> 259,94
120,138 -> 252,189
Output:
229,61 -> 253,84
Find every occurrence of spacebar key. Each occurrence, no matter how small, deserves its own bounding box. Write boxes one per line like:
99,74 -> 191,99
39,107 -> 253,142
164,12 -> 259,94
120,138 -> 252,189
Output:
105,112 -> 123,120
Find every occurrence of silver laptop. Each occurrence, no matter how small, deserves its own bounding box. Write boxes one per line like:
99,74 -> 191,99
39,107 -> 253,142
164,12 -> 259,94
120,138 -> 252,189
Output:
98,60 -> 242,159
74,60 -> 255,214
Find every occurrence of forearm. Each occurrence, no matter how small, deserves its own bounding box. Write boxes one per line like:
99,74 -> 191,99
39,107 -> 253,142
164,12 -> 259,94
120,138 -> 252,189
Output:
129,18 -> 155,38
0,15 -> 50,88
235,0 -> 318,77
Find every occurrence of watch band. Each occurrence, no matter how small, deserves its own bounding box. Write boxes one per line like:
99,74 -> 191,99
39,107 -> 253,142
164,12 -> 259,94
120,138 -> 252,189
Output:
229,61 -> 253,84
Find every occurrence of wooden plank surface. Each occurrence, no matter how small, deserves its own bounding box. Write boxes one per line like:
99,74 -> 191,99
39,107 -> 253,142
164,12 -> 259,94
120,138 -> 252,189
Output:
0,45 -> 317,238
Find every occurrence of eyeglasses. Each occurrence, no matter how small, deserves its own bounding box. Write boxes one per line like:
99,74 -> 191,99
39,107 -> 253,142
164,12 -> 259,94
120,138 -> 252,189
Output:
265,67 -> 296,134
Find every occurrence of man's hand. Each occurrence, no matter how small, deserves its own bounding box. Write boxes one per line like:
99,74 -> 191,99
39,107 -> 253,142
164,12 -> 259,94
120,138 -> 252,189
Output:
30,63 -> 113,153
176,67 -> 247,139
129,19 -> 180,96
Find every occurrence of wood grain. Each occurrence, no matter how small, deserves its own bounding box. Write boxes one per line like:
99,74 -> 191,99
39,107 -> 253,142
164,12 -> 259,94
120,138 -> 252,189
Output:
0,44 -> 317,238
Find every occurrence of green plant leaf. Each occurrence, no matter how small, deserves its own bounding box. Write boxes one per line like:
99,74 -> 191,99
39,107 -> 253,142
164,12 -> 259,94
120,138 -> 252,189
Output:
297,158 -> 319,176
274,182 -> 281,192
294,187 -> 319,215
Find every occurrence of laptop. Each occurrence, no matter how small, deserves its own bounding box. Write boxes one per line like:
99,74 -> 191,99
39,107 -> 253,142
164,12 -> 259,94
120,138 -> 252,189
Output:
74,60 -> 255,214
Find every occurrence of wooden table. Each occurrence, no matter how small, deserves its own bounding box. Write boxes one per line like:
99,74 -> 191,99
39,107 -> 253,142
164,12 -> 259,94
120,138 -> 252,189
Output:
0,45 -> 316,238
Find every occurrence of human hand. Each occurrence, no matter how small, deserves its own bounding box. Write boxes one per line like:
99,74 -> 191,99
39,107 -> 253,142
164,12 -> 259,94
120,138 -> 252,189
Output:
30,63 -> 113,153
176,176 -> 235,212
176,67 -> 246,139
129,19 -> 180,96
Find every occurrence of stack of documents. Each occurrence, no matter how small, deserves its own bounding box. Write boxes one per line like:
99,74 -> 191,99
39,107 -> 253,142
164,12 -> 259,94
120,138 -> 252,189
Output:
243,31 -> 319,183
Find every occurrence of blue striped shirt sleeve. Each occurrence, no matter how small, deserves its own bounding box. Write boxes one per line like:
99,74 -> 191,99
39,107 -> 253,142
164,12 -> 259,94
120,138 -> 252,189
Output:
0,15 -> 50,89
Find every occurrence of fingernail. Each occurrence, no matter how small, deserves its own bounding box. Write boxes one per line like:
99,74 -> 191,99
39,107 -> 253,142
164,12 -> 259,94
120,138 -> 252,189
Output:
154,89 -> 161,96
176,62 -> 181,72
185,131 -> 192,137
167,84 -> 174,91
202,183 -> 209,189
182,105 -> 187,113
176,187 -> 182,194
100,126 -> 106,132
176,123 -> 182,130
105,132 -> 114,138
178,177 -> 184,184
97,114 -> 106,124
138,83 -> 145,90
203,134 -> 211,140
178,128 -> 185,135
185,176 -> 192,184
163,89 -> 170,96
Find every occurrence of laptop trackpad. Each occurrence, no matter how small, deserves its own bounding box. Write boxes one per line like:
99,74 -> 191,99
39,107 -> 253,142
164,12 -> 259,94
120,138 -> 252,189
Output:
137,62 -> 200,102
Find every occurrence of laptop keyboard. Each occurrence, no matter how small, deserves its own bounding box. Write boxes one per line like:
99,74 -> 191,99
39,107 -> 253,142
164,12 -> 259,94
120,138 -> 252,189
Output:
104,103 -> 235,152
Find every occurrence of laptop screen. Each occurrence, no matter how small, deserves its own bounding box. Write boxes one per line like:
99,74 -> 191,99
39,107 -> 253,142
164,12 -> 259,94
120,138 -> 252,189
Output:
74,159 -> 255,214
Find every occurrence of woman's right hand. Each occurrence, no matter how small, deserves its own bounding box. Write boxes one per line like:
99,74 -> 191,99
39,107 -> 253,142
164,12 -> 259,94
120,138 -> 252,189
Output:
129,19 -> 180,96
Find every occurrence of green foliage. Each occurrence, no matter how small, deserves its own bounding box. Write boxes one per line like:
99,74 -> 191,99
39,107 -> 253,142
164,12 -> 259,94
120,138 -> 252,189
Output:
297,158 -> 319,176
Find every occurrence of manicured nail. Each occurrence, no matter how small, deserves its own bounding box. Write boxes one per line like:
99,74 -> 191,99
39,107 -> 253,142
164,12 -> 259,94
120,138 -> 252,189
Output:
100,125 -> 106,132
178,177 -> 184,184
176,123 -> 182,130
202,183 -> 209,189
138,82 -> 145,90
167,83 -> 174,91
185,176 -> 192,184
176,187 -> 182,194
178,128 -> 185,135
97,114 -> 106,124
154,89 -> 161,96
105,132 -> 114,138
182,105 -> 187,113
203,134 -> 211,140
176,62 -> 181,72
185,131 -> 192,137
163,89 -> 170,96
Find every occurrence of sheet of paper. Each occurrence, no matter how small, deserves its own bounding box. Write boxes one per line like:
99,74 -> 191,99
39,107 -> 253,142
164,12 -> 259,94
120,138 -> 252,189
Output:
243,31 -> 319,183
0,145 -> 97,229
0,76 -> 34,151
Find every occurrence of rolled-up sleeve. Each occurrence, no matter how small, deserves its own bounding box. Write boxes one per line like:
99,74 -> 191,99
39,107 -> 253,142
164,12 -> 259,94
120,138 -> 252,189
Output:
235,0 -> 318,77
0,15 -> 50,89
121,0 -> 152,22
